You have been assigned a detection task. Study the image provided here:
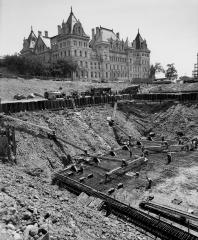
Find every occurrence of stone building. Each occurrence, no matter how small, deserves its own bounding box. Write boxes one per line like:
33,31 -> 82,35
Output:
21,8 -> 150,81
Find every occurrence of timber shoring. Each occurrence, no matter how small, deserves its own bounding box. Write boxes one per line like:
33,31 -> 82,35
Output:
0,91 -> 198,114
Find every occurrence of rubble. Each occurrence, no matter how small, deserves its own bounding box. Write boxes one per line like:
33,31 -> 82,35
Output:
1,99 -> 198,239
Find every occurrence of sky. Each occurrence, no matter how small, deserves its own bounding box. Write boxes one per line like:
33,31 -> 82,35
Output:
0,0 -> 197,77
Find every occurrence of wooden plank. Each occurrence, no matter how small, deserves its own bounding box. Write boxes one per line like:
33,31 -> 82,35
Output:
0,114 -> 53,133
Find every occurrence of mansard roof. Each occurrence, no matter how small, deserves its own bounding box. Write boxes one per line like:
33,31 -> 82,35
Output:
98,27 -> 117,42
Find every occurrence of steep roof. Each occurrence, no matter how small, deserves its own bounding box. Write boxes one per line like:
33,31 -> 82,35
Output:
99,27 -> 117,42
41,36 -> 51,48
65,7 -> 79,34
27,28 -> 37,48
134,30 -> 144,49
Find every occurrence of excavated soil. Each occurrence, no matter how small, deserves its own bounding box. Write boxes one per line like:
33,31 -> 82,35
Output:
1,101 -> 198,239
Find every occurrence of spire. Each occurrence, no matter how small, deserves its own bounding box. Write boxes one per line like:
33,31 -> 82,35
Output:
31,25 -> 33,31
71,6 -> 73,14
134,29 -> 143,49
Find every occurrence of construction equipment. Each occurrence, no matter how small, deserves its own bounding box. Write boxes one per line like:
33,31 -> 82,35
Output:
107,101 -> 131,140
44,91 -> 65,100
119,85 -> 140,95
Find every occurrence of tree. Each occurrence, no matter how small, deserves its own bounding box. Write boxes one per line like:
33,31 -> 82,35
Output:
50,59 -> 78,78
149,63 -> 164,79
165,63 -> 178,80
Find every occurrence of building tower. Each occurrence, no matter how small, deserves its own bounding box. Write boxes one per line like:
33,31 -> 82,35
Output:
50,7 -> 90,79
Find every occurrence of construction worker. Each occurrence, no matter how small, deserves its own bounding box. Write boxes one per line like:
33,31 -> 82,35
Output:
147,136 -> 152,141
137,141 -> 142,148
178,138 -> 182,145
141,145 -> 145,154
167,152 -> 172,164
67,154 -> 72,164
128,136 -> 133,158
163,141 -> 169,150
146,176 -> 152,190
84,150 -> 88,155
108,119 -> 114,127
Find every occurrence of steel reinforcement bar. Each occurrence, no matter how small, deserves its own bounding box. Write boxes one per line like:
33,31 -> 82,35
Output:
54,173 -> 198,240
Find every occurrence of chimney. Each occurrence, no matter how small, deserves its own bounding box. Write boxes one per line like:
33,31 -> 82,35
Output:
38,31 -> 42,36
96,27 -> 99,35
92,28 -> 95,39
116,32 -> 120,39
44,31 -> 48,38
57,25 -> 61,35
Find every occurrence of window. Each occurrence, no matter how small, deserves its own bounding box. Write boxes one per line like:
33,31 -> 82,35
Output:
80,61 -> 83,67
68,50 -> 70,56
85,51 -> 87,57
106,72 -> 108,78
95,72 -> 97,78
80,51 -> 82,57
64,51 -> 66,56
74,50 -> 77,56
91,72 -> 93,77
85,62 -> 88,68
106,64 -> 108,70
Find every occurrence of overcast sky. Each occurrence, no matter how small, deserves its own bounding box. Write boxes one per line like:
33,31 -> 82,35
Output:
0,0 -> 197,76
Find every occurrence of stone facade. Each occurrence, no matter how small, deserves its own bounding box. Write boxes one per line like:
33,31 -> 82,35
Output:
21,8 -> 150,81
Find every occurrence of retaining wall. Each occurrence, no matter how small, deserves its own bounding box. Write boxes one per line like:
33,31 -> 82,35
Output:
0,94 -> 132,114
0,92 -> 197,114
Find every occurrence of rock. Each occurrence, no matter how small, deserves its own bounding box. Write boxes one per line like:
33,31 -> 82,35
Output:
22,211 -> 32,220
8,207 -> 17,215
44,212 -> 50,219
29,224 -> 38,237
33,195 -> 39,200
13,232 -> 22,240
39,223 -> 48,233
52,217 -> 58,224
33,235 -> 39,240
7,223 -> 16,230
